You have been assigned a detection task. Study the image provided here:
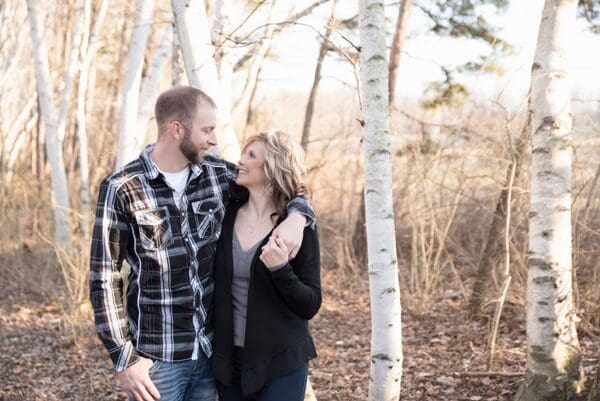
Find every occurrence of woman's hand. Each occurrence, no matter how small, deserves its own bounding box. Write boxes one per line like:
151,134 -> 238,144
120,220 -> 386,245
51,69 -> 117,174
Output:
260,235 -> 289,270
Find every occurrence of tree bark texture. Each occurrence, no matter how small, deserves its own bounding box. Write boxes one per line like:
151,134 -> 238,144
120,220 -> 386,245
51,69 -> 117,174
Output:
359,1 -> 403,400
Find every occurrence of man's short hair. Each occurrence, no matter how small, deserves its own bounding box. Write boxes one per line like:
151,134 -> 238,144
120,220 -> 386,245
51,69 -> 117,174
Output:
154,86 -> 216,132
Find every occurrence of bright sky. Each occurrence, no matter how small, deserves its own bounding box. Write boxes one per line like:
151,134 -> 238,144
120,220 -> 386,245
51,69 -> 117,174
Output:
257,0 -> 600,107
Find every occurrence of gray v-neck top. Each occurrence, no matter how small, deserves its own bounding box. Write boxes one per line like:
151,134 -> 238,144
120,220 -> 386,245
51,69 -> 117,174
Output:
231,230 -> 263,347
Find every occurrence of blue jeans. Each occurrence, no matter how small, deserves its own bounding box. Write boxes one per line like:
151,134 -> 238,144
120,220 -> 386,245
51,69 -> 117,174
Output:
216,347 -> 308,401
129,355 -> 216,401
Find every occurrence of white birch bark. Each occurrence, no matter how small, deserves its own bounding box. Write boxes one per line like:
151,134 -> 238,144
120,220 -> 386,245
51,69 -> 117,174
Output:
171,0 -> 240,162
171,0 -> 218,93
76,0 -> 108,237
26,0 -> 73,247
115,0 -> 155,169
136,27 -> 172,146
359,1 -> 403,400
171,22 -> 186,86
56,1 -> 85,143
515,0 -> 584,399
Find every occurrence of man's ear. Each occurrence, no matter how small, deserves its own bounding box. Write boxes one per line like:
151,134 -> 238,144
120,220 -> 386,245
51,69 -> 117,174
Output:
168,120 -> 182,140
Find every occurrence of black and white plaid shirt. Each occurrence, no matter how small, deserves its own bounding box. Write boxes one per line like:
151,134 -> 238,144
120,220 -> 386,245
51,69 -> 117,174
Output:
90,145 -> 314,372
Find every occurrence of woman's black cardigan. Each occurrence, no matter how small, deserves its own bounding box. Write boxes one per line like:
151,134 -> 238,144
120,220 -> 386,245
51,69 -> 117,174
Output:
211,201 -> 322,396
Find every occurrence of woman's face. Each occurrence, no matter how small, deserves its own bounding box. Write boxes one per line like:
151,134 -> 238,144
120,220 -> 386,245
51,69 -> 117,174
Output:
236,141 -> 268,189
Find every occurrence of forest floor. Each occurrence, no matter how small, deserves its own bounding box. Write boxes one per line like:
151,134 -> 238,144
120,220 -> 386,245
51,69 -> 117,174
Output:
0,268 -> 598,401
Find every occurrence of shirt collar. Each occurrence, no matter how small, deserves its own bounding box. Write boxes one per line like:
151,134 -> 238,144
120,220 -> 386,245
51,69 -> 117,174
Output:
140,143 -> 203,180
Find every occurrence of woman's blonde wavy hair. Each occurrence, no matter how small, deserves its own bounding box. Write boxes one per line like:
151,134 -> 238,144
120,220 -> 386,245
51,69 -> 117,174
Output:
243,130 -> 311,219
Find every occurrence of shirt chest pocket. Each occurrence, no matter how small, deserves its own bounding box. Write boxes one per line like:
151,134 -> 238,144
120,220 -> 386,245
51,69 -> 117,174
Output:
191,197 -> 224,241
134,207 -> 174,251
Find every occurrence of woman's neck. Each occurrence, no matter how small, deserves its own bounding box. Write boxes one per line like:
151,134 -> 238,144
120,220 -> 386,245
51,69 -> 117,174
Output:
242,187 -> 276,221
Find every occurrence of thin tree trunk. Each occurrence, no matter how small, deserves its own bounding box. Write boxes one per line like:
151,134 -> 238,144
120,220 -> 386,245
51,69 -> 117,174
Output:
115,0 -> 155,169
6,116 -> 36,183
233,24 -> 275,126
352,0 -> 412,267
589,366 -> 600,401
515,1 -> 584,399
76,0 -> 108,237
136,27 -> 172,147
56,0 -> 85,144
359,1 -> 403,400
301,0 -> 339,151
468,109 -> 531,319
172,0 -> 241,162
242,61 -> 263,143
388,0 -> 412,106
26,0 -> 73,247
172,21 -> 185,86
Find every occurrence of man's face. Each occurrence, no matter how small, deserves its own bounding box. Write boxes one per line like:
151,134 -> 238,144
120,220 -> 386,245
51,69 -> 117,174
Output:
178,104 -> 217,164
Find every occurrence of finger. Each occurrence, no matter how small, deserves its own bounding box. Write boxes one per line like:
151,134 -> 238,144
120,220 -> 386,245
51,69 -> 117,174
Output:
135,386 -> 156,401
274,236 -> 288,251
145,379 -> 161,400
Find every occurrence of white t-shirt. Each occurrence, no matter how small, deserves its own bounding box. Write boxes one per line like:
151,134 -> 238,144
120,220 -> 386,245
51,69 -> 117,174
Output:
156,165 -> 190,209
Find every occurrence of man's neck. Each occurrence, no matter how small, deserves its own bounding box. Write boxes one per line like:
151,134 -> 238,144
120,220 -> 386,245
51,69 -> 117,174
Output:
151,142 -> 189,173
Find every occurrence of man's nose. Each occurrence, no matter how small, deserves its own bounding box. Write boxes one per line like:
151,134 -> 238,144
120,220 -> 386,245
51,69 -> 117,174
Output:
209,132 -> 217,146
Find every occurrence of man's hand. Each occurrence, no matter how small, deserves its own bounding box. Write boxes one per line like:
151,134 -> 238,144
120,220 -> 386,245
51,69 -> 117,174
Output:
116,356 -> 161,401
271,213 -> 306,258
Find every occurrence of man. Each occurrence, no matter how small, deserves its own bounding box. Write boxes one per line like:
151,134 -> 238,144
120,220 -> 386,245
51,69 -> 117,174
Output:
90,86 -> 314,401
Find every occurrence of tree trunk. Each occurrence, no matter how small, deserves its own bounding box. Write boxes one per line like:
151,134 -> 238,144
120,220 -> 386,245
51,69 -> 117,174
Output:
300,0 -> 339,151
589,366 -> 600,401
515,1 -> 584,399
468,109 -> 531,319
359,1 -> 403,400
26,0 -> 73,247
76,0 -> 108,237
172,22 -> 185,86
353,0 -> 412,266
115,0 -> 155,169
388,0 -> 412,107
136,27 -> 172,146
171,0 -> 240,161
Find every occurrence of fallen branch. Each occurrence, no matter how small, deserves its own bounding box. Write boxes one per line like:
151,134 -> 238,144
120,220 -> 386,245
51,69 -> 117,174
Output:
454,371 -> 525,378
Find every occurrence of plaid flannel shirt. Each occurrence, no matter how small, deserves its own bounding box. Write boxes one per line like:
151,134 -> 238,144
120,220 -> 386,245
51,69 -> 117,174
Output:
90,145 -> 314,372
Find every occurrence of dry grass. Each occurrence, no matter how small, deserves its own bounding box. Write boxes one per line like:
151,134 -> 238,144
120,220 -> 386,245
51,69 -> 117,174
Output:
1,96 -> 599,385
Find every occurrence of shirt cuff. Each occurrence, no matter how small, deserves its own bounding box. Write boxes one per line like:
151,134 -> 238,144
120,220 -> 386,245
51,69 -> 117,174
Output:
114,341 -> 139,372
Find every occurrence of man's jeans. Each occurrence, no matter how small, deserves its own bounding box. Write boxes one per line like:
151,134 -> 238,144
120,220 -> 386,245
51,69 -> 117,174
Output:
129,354 -> 216,401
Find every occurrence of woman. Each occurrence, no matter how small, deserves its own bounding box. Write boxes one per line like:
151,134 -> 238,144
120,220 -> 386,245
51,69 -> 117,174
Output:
212,131 -> 321,401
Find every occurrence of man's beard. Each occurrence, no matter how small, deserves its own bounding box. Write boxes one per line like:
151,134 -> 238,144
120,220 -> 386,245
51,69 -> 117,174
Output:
179,124 -> 202,164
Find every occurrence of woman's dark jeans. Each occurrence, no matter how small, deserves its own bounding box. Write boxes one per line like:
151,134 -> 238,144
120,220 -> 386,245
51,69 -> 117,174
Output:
216,347 -> 308,401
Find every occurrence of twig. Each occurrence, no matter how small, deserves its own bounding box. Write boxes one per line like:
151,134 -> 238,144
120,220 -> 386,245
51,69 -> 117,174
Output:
486,99 -> 517,371
455,371 -> 525,378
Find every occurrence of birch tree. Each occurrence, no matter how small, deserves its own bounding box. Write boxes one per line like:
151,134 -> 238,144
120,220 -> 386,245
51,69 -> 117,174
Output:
26,0 -> 73,247
171,0 -> 241,161
115,0 -> 155,169
75,0 -> 109,236
359,1 -> 403,400
515,0 -> 584,399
